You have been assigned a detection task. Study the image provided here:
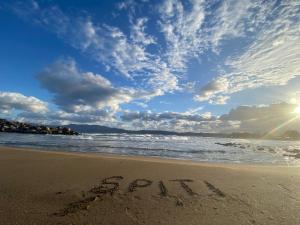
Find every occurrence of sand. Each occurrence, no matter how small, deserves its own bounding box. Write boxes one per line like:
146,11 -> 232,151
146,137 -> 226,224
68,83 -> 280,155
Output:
0,147 -> 300,225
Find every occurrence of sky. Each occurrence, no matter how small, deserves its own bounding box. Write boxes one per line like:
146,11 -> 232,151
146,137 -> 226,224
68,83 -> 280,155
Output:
1,0 -> 300,133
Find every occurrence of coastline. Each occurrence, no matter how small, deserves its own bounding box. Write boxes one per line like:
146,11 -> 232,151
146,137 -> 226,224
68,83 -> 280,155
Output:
1,146 -> 300,225
1,145 -> 299,168
1,131 -> 300,165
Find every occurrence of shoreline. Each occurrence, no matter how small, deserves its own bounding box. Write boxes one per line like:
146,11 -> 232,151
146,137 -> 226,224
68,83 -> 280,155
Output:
1,146 -> 300,225
0,145 -> 298,168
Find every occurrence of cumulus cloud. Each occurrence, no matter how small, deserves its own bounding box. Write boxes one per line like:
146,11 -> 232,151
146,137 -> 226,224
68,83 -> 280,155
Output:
0,92 -> 48,114
220,103 -> 300,133
36,59 -> 140,113
120,110 -> 238,132
18,110 -> 115,125
120,103 -> 300,133
121,110 -> 216,122
36,58 -> 163,115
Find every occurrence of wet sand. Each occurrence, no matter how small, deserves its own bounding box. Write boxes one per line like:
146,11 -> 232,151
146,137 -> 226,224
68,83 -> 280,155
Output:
0,146 -> 300,225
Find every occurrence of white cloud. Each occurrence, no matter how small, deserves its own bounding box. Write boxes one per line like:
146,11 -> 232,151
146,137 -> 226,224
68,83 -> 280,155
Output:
116,0 -> 136,11
133,101 -> 148,108
226,1 -> 300,88
121,110 -> 215,122
36,58 -> 163,114
194,77 -> 229,101
8,0 -> 181,96
157,0 -> 273,72
187,106 -> 204,114
11,0 -> 293,107
120,110 -> 237,132
36,58 -> 137,113
130,17 -> 156,45
120,102 -> 300,133
208,0 -> 273,51
196,1 -> 300,103
0,92 -> 48,113
5,0 -> 300,131
158,0 -> 206,72
201,111 -> 212,119
18,110 -> 116,125
209,95 -> 229,105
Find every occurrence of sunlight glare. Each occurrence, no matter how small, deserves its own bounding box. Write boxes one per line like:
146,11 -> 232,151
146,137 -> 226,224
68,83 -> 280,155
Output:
294,106 -> 300,113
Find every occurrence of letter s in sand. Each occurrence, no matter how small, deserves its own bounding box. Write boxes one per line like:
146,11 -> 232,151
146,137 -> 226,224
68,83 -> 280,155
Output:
90,176 -> 124,195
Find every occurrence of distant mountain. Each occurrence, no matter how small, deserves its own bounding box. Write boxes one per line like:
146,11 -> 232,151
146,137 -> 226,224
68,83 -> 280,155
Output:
68,124 -> 179,135
67,124 -> 253,138
68,124 -> 126,133
1,119 -> 299,140
71,124 -> 300,140
281,130 -> 300,140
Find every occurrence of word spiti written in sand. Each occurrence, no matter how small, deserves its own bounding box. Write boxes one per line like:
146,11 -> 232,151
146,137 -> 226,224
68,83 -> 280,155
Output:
54,176 -> 226,216
90,176 -> 202,196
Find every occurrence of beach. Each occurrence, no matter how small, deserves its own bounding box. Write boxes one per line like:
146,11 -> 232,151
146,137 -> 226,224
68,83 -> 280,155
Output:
0,147 -> 300,225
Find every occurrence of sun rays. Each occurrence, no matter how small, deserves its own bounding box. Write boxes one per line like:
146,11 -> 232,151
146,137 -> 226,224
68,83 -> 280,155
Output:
293,106 -> 300,114
262,113 -> 300,139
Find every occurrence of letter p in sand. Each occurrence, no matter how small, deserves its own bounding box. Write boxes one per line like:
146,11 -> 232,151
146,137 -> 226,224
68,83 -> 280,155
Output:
128,179 -> 153,192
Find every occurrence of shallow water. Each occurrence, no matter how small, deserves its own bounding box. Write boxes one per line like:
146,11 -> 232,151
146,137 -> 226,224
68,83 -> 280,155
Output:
0,132 -> 299,165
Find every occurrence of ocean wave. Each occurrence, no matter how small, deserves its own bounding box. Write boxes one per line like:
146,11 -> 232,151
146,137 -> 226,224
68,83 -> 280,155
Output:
0,132 -> 299,165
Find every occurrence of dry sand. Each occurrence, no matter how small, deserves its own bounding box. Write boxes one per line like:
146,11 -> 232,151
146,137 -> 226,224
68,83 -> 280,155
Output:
0,147 -> 300,225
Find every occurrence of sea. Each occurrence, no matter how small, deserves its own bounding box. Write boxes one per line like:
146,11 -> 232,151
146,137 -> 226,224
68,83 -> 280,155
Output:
0,132 -> 300,165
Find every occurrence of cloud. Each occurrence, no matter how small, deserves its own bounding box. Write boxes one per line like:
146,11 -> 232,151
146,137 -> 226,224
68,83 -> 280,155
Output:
221,103 -> 296,121
17,110 -> 115,125
133,101 -> 148,108
121,110 -> 215,122
10,0 -> 296,106
36,58 -> 162,114
196,1 -> 300,103
186,106 -> 204,114
207,0 -> 273,51
194,77 -> 229,102
7,0 -> 180,95
158,0 -> 206,72
209,95 -> 229,105
4,0 -> 300,133
157,0 -> 271,72
0,92 -> 48,114
220,102 -> 300,133
130,17 -> 156,45
116,0 -> 137,11
36,58 -> 137,113
120,102 -> 300,133
120,110 -> 238,132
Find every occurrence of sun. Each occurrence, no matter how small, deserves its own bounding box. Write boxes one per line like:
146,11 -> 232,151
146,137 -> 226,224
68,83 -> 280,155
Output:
294,106 -> 300,114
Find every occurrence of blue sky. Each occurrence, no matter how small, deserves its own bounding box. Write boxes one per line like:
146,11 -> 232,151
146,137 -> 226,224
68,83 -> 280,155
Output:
1,0 -> 300,133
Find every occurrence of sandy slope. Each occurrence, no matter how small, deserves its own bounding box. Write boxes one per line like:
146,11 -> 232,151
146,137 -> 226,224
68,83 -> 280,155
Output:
0,147 -> 300,225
